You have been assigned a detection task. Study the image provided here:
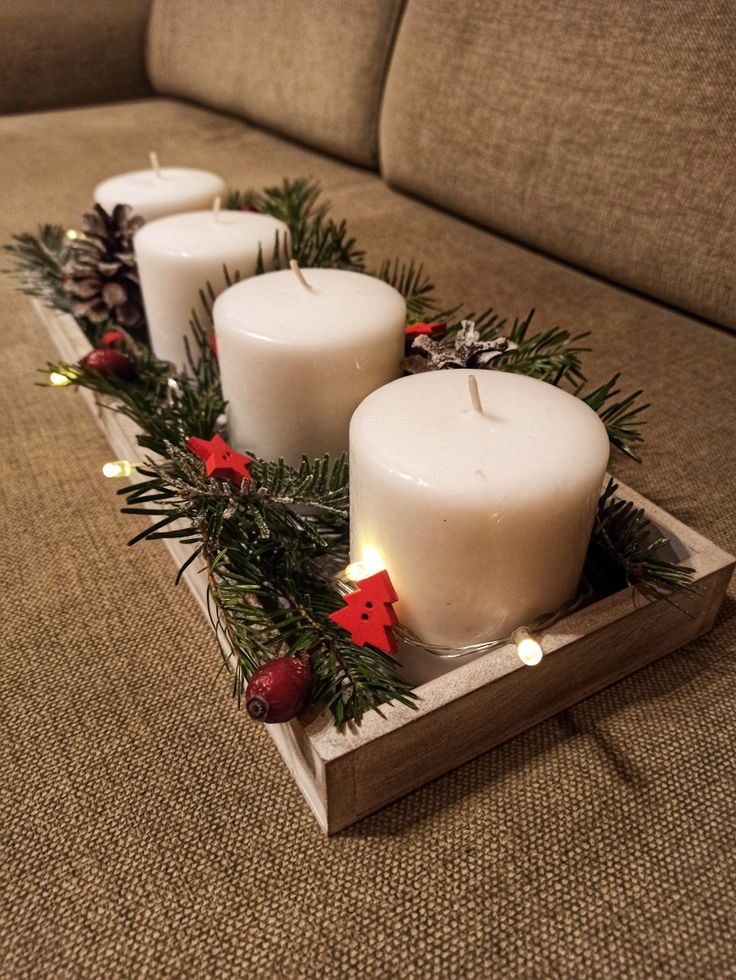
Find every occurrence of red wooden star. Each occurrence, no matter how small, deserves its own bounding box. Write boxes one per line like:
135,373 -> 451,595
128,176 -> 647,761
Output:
186,433 -> 253,487
329,570 -> 399,655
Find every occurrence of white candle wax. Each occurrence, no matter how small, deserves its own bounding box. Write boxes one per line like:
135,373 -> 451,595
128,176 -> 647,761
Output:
94,167 -> 226,221
134,210 -> 288,370
349,370 -> 610,647
213,268 -> 406,464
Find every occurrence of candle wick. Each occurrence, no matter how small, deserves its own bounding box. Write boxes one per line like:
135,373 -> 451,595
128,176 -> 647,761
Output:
468,375 -> 484,415
289,259 -> 313,291
212,196 -> 221,222
149,151 -> 162,179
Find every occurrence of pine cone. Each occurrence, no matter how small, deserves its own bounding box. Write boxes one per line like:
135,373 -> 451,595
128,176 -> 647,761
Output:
62,204 -> 145,330
402,319 -> 518,373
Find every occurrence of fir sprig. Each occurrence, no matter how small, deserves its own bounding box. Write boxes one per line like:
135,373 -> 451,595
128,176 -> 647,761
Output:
443,307 -> 589,387
497,310 -> 589,388
440,309 -> 646,456
44,330 -> 225,457
375,258 -> 446,325
118,447 -> 417,722
578,376 -> 648,461
2,225 -> 73,312
586,480 -> 697,601
250,455 -> 350,518
228,177 -> 366,271
184,277 -> 234,391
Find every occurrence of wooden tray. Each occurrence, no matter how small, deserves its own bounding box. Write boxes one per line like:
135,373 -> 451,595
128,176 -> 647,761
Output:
35,300 -> 735,834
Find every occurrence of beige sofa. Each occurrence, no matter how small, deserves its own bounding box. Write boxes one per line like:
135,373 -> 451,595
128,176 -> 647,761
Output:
2,2 -> 734,977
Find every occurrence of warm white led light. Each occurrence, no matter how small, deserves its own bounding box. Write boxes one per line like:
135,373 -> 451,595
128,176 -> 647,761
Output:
49,371 -> 71,386
64,228 -> 85,241
345,546 -> 385,581
345,561 -> 369,581
512,627 -> 543,666
517,637 -> 543,666
102,460 -> 133,479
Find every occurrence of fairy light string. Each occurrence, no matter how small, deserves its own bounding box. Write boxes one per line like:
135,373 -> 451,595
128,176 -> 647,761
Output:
335,562 -> 587,667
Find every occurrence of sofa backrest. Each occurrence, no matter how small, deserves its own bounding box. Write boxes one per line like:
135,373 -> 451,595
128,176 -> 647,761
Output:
146,0 -> 405,169
380,0 -> 736,330
0,0 -> 151,115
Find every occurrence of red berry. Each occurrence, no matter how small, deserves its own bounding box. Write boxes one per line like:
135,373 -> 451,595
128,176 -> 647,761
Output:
99,330 -> 126,349
245,654 -> 313,724
81,348 -> 137,381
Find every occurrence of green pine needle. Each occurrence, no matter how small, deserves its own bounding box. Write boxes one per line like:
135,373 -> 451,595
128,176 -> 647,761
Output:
118,444 -> 416,723
375,258 -> 444,324
586,480 -> 697,601
2,225 -> 73,312
578,375 -> 648,461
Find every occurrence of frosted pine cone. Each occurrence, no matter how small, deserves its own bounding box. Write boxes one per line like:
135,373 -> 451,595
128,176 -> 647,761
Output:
62,204 -> 145,330
403,319 -> 518,373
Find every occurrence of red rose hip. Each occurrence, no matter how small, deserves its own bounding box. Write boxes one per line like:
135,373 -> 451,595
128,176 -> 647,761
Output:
81,347 -> 137,380
245,654 -> 313,724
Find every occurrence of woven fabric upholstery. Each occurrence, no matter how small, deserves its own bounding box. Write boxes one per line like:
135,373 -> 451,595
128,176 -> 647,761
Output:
146,0 -> 405,167
0,0 -> 151,113
1,99 -> 735,978
380,0 -> 736,331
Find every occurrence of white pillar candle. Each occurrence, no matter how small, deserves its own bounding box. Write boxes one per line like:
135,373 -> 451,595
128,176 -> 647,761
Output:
95,165 -> 226,222
349,370 -> 610,648
134,209 -> 289,370
213,268 -> 406,464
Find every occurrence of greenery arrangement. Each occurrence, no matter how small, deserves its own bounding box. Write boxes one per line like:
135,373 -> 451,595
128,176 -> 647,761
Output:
3,177 -> 696,727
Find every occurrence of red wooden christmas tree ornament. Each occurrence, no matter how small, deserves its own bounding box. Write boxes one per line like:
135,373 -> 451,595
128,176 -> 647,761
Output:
329,570 -> 399,655
186,433 -> 253,487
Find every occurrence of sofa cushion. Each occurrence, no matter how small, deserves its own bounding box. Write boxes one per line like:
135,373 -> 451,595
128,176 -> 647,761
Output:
380,0 -> 736,331
146,0 -> 405,168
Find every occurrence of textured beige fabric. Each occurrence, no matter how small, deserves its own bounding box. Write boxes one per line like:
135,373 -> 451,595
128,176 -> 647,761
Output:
1,99 -> 735,977
146,0 -> 405,167
380,0 -> 736,331
0,0 -> 152,114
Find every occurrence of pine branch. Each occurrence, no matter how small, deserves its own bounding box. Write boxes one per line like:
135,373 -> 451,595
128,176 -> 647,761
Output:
578,375 -> 648,461
44,343 -> 225,458
374,258 -> 444,324
118,447 -> 416,722
228,177 -> 366,271
223,188 -> 260,211
183,272 -> 236,391
445,308 -> 590,388
586,480 -> 697,601
501,310 -> 589,388
249,455 -> 350,518
431,311 -> 645,456
44,279 -> 227,456
2,225 -> 73,312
